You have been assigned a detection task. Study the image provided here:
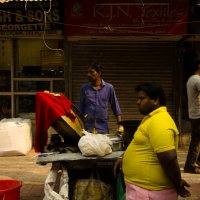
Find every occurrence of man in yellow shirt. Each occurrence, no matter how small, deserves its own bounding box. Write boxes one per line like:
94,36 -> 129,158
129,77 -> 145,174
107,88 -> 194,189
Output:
123,107 -> 179,191
114,82 -> 191,200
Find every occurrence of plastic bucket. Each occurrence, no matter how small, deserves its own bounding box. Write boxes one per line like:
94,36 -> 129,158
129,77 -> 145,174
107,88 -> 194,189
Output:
0,180 -> 22,200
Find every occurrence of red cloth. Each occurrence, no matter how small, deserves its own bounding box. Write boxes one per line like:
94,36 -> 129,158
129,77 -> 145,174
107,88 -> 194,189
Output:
35,92 -> 76,152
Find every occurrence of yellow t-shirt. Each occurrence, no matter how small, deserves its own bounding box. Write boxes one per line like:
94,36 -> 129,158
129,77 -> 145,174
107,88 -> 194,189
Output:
122,107 -> 179,190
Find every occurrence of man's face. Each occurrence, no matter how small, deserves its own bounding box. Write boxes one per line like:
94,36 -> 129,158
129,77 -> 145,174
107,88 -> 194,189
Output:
87,68 -> 101,83
136,91 -> 156,115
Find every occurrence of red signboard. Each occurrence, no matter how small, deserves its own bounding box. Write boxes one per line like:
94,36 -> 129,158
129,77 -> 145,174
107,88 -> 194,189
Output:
64,0 -> 189,36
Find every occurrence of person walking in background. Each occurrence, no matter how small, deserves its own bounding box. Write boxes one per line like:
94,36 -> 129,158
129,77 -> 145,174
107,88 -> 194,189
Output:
114,82 -> 191,200
78,61 -> 122,134
184,57 -> 200,174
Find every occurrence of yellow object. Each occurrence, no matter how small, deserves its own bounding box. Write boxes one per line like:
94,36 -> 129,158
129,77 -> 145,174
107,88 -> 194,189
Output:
93,128 -> 97,134
118,125 -> 124,133
61,108 -> 84,137
44,90 -> 50,93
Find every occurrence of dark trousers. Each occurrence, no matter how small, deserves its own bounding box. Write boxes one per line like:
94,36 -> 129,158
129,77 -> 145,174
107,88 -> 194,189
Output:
184,118 -> 200,171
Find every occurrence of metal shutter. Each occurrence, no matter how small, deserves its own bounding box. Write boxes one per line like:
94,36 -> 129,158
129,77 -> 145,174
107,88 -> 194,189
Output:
68,41 -> 177,133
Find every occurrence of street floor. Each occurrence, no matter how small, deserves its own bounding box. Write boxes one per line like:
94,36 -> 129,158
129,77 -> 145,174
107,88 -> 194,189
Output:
0,147 -> 200,200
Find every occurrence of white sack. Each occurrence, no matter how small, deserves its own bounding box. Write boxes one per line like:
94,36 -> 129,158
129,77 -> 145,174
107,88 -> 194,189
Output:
43,163 -> 69,200
0,118 -> 32,156
78,129 -> 112,157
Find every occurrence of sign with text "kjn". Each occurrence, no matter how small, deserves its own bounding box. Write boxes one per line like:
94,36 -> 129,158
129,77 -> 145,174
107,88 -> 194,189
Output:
64,0 -> 190,36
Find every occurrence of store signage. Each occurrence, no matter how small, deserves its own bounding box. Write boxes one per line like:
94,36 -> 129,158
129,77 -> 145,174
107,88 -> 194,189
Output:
64,0 -> 189,36
0,0 -> 63,36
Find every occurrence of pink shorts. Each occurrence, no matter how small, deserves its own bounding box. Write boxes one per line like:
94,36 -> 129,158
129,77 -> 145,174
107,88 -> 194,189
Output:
126,182 -> 178,200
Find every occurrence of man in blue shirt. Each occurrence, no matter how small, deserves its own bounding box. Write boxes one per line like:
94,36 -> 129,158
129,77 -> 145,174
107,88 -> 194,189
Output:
78,61 -> 122,133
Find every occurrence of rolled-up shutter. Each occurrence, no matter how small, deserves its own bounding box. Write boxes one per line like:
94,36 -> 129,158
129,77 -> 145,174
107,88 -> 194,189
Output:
69,41 -> 177,133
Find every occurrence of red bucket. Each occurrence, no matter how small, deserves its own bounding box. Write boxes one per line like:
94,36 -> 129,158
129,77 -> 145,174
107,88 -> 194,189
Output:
0,180 -> 22,200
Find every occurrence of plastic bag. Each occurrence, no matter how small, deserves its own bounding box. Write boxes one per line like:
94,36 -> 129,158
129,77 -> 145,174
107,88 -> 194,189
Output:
43,163 -> 69,200
72,168 -> 114,200
116,170 -> 126,200
78,130 -> 112,156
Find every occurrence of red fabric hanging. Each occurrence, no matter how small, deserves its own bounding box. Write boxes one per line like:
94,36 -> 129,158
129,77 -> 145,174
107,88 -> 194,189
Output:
34,92 -> 76,152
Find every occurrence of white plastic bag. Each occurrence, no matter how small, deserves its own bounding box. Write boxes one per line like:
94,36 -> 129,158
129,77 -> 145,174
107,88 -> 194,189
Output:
43,163 -> 69,200
78,130 -> 112,156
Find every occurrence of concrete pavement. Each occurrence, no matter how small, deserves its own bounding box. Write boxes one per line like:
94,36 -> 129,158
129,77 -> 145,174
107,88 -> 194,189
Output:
178,148 -> 200,200
0,149 -> 51,200
0,147 -> 200,200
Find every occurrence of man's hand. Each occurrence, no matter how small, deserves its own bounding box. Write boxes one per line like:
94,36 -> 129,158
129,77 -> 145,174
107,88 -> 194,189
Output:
177,179 -> 191,198
113,157 -> 123,177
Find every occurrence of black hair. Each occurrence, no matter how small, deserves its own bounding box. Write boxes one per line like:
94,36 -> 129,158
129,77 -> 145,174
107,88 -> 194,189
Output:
192,57 -> 200,72
135,82 -> 166,106
88,61 -> 103,76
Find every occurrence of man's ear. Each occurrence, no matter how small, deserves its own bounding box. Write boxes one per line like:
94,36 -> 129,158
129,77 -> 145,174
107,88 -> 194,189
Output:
154,98 -> 159,105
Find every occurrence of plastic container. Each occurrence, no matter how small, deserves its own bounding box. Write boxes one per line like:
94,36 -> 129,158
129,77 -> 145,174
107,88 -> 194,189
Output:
106,134 -> 123,151
0,180 -> 22,200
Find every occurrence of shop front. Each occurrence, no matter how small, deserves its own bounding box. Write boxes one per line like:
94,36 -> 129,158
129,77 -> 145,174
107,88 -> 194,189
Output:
64,0 -> 190,132
0,0 -> 64,119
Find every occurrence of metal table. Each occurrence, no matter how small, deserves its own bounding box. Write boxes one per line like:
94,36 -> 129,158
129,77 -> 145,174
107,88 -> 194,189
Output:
37,151 -> 124,166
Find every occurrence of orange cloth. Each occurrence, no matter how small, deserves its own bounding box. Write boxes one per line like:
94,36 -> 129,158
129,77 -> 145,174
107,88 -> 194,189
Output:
35,92 -> 75,152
